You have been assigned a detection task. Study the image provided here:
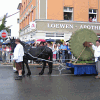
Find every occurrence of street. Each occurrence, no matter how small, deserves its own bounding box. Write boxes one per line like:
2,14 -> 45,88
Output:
0,64 -> 100,100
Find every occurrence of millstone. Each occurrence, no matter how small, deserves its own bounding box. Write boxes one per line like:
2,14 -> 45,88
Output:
69,29 -> 98,60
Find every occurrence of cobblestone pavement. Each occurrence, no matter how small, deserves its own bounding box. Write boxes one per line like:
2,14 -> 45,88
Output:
0,64 -> 100,100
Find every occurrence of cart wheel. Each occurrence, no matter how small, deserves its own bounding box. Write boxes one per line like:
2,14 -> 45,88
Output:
70,68 -> 74,74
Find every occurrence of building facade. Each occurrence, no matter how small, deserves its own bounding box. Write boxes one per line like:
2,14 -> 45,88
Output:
18,0 -> 100,41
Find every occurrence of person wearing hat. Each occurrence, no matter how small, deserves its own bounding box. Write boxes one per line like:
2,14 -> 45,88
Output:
89,40 -> 100,79
13,39 -> 24,80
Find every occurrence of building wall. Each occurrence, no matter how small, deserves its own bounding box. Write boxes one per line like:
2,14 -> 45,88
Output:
47,0 -> 63,20
19,0 -> 100,41
73,0 -> 89,21
47,0 -> 99,22
20,0 -> 36,30
99,0 -> 100,22
20,0 -> 100,30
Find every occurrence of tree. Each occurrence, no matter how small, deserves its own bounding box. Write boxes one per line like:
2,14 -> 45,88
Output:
0,14 -> 9,40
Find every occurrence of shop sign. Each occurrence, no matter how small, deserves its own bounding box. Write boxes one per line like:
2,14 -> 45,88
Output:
30,22 -> 36,29
47,23 -> 100,31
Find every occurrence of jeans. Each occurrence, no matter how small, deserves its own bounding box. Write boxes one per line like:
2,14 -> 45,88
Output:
61,50 -> 66,63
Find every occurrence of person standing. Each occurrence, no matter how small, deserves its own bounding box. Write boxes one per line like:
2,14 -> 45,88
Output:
90,40 -> 100,79
0,44 -> 2,61
52,44 -> 58,60
60,41 -> 67,63
5,45 -> 11,63
13,39 -> 24,80
66,43 -> 72,62
89,17 -> 92,22
2,46 -> 6,63
64,14 -> 69,20
92,16 -> 97,22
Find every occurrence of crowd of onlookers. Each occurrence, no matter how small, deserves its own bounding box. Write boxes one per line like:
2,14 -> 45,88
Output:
0,44 -> 13,63
89,16 -> 97,22
0,41 -> 72,64
0,44 -> 11,63
30,41 -> 72,63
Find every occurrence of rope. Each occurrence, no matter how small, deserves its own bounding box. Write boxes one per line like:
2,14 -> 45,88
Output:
28,52 -> 53,62
74,47 -> 86,63
88,47 -> 94,54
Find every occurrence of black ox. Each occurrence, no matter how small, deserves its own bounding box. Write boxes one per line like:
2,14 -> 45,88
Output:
10,38 -> 53,76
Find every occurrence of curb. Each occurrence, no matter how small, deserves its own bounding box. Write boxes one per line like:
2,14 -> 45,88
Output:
1,63 -> 59,66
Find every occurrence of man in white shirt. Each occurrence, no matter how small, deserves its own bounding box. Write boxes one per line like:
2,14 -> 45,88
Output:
13,39 -> 24,80
92,16 -> 97,22
90,40 -> 100,79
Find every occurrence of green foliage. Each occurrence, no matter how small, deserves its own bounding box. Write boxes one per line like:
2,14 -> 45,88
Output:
0,15 -> 9,39
69,28 -> 98,60
75,60 -> 95,64
0,15 -> 8,31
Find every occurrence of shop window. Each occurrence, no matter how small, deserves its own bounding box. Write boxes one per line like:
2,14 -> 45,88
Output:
46,33 -> 64,37
56,33 -> 64,37
64,7 -> 73,20
89,9 -> 97,22
46,33 -> 55,37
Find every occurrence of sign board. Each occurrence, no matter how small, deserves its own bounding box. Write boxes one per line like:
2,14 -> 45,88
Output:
0,30 -> 8,38
30,22 -> 36,29
36,20 -> 100,34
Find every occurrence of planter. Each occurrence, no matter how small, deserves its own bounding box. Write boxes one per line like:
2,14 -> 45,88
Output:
66,62 -> 97,75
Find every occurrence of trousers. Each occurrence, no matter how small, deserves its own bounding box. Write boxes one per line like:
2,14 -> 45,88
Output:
96,61 -> 100,73
15,62 -> 23,71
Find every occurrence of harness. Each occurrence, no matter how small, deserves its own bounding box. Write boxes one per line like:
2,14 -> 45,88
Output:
37,46 -> 47,57
24,44 -> 47,58
24,44 -> 32,54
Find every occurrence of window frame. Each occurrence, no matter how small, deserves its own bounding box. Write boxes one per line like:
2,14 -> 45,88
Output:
89,9 -> 97,22
63,7 -> 73,21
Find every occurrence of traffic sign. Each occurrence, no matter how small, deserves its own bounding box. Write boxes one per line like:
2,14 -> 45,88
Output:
0,30 -> 8,38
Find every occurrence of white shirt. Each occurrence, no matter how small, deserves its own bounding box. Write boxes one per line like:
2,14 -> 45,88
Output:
92,45 -> 100,62
92,18 -> 97,22
13,43 -> 24,62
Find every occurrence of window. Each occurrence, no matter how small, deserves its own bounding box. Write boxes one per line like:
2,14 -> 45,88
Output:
17,18 -> 19,23
24,2 -> 25,10
26,17 -> 27,25
26,0 -> 27,7
22,6 -> 23,13
89,9 -> 97,22
29,14 -> 30,23
46,33 -> 55,37
32,11 -> 34,21
63,7 -> 73,20
31,5 -> 33,8
56,33 -> 64,37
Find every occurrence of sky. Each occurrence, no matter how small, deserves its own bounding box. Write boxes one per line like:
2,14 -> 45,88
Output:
0,0 -> 21,37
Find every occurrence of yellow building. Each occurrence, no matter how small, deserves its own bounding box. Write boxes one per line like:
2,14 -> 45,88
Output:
18,0 -> 100,41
